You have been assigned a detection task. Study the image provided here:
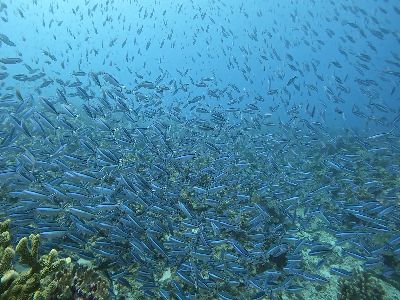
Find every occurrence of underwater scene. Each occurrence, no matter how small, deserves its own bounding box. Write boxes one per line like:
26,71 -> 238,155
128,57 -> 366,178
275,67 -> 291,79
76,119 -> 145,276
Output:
0,0 -> 400,299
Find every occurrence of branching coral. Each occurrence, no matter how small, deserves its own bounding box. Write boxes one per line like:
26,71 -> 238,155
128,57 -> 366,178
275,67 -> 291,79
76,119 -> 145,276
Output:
0,219 -> 110,300
15,234 -> 41,273
0,220 -> 45,300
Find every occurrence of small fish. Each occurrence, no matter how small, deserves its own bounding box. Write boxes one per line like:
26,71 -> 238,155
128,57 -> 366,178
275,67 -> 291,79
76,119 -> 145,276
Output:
0,57 -> 22,64
0,33 -> 16,46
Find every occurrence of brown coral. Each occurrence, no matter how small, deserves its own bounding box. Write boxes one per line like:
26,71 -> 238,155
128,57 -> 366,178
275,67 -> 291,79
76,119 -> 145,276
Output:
38,263 -> 110,300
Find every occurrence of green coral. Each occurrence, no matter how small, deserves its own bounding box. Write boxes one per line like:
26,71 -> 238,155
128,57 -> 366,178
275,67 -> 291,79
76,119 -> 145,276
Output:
0,219 -> 13,280
0,219 -> 51,300
15,234 -> 41,273
0,247 -> 14,278
0,219 -> 110,300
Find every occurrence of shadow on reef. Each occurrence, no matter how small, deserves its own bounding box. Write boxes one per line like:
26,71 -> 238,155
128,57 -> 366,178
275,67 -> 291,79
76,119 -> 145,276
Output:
338,269 -> 384,300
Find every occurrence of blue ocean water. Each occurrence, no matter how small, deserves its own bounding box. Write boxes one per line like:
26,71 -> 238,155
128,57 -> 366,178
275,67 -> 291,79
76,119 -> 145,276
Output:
0,1 -> 399,299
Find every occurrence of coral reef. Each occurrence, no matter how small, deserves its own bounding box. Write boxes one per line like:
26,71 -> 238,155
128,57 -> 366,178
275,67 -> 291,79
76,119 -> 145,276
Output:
338,269 -> 384,300
0,219 -> 110,300
38,263 -> 110,300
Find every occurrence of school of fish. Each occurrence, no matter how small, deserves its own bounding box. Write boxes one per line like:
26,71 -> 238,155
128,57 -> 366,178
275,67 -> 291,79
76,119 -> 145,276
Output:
0,0 -> 400,299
